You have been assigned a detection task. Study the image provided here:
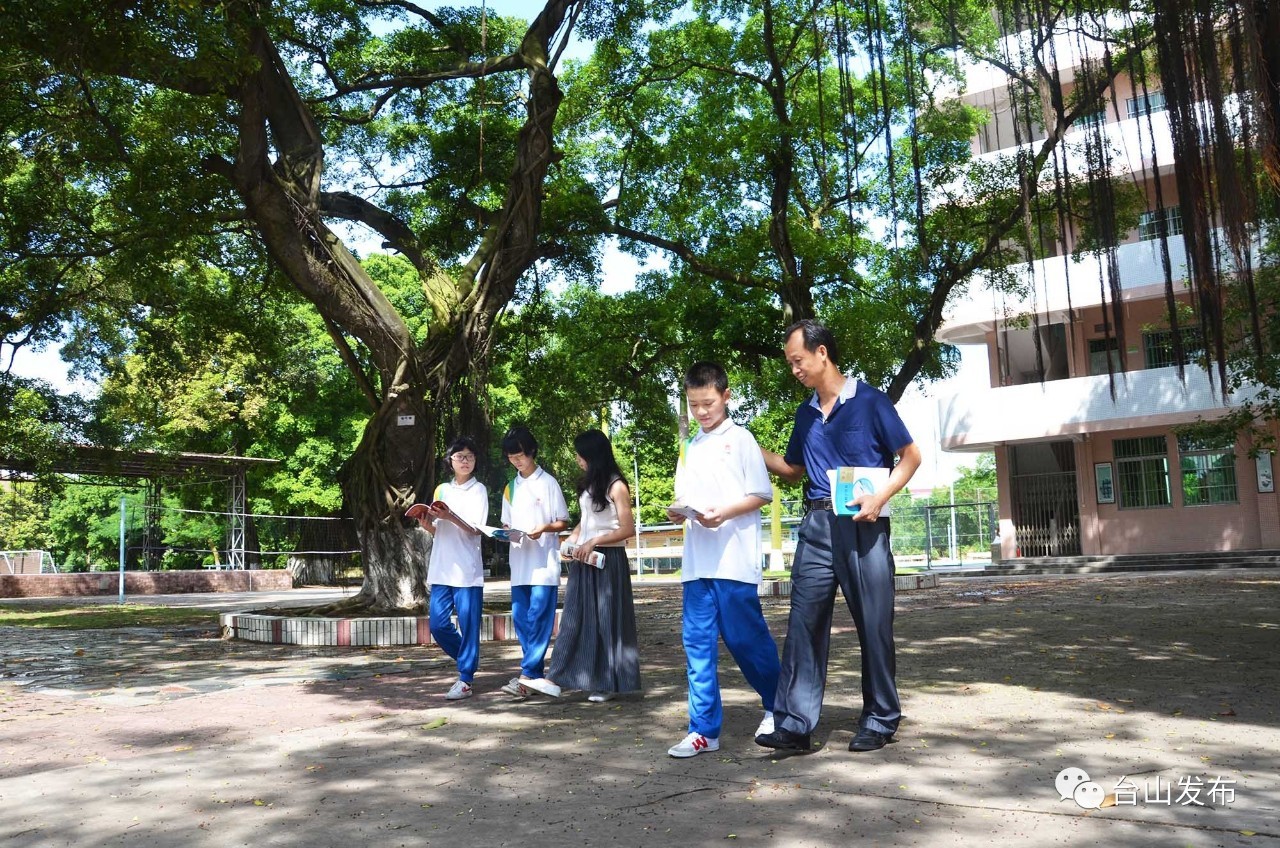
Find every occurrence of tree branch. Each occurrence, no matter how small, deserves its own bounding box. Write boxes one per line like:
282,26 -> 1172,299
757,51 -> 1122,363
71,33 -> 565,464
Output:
353,0 -> 468,56
610,224 -> 777,292
316,53 -> 527,101
320,314 -> 381,412
319,191 -> 432,274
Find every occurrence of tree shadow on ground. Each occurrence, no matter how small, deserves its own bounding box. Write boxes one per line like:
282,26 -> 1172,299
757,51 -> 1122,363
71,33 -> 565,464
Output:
3,571 -> 1278,847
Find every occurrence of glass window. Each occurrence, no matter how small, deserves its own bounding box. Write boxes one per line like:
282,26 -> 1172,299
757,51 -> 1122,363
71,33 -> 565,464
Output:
1178,435 -> 1238,505
1114,436 -> 1171,508
1138,206 -> 1183,240
1088,338 -> 1122,375
1143,328 -> 1203,369
1078,108 -> 1107,129
1127,90 -> 1167,119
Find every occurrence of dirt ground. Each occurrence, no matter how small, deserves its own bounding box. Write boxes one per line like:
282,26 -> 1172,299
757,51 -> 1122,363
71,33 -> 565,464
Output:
1,570 -> 1278,847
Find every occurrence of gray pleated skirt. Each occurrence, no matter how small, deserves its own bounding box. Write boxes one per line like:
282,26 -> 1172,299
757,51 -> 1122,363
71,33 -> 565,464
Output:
548,546 -> 642,694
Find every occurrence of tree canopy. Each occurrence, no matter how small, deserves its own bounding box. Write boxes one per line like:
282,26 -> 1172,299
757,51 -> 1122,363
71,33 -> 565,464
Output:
3,0 -> 1279,604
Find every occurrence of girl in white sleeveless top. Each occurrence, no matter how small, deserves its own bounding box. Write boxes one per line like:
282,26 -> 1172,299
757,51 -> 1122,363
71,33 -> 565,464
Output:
544,429 -> 641,701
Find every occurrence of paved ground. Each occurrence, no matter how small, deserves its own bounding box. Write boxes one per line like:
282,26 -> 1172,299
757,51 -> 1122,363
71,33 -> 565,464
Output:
1,570 -> 1278,847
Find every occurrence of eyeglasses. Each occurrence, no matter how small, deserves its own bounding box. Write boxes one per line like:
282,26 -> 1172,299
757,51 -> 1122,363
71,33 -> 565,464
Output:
451,453 -> 476,462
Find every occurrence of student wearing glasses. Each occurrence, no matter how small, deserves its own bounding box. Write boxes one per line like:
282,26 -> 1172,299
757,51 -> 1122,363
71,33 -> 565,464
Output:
414,436 -> 489,700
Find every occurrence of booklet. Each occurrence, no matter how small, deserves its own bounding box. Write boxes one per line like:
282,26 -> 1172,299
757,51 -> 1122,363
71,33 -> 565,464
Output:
560,542 -> 605,568
666,504 -> 705,522
829,466 -> 892,517
485,527 -> 526,544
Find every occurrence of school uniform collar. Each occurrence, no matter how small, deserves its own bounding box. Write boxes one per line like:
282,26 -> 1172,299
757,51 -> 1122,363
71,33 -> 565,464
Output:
807,376 -> 858,414
448,476 -> 481,491
516,465 -> 546,484
690,417 -> 735,443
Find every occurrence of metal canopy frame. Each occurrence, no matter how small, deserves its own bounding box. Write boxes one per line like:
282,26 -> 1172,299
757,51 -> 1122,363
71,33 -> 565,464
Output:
1,446 -> 279,570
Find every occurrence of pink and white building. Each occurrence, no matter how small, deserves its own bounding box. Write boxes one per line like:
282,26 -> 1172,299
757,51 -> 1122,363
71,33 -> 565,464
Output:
935,28 -> 1280,558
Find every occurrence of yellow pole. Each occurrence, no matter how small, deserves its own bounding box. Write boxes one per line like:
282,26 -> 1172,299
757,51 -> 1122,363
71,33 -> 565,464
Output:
770,488 -> 783,570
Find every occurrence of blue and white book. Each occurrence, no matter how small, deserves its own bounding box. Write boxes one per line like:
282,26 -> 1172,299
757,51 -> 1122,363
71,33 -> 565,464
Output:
828,466 -> 892,517
485,527 -> 527,544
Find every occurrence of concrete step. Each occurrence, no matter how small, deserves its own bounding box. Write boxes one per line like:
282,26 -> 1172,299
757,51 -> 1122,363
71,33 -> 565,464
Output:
957,549 -> 1280,576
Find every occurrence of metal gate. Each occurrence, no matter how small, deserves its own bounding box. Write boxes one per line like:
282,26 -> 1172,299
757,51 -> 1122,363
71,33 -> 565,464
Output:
1010,470 -> 1081,556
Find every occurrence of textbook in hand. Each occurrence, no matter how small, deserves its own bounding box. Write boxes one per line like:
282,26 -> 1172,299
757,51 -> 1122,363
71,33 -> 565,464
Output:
561,543 -> 605,568
831,467 -> 892,517
667,504 -> 705,522
406,501 -> 480,534
405,500 -> 450,520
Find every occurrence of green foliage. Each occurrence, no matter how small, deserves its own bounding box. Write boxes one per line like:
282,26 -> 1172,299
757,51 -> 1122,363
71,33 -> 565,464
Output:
44,485 -> 140,572
0,480 -> 54,554
883,454 -> 997,558
551,0 -> 1015,404
89,258 -> 370,516
0,376 -> 92,471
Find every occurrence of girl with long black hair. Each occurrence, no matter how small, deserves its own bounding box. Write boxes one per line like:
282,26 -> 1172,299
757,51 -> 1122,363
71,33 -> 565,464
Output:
542,429 -> 642,701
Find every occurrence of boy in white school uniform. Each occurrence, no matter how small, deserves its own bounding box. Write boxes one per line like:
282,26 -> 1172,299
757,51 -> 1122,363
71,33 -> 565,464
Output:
497,426 -> 571,699
666,361 -> 781,757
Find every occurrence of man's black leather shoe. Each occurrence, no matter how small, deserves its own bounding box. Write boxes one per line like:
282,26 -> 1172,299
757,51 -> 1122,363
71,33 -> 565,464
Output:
849,728 -> 894,752
755,728 -> 812,752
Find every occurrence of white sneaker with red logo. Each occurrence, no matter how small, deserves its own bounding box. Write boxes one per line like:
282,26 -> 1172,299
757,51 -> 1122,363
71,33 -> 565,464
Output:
667,732 -> 720,758
444,679 -> 473,700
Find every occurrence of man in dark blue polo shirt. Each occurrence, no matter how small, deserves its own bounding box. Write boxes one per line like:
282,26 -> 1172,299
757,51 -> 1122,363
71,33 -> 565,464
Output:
757,319 -> 921,753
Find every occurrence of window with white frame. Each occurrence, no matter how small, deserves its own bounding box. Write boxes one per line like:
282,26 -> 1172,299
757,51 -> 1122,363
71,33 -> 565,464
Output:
1178,435 -> 1238,505
1114,436 -> 1171,508
1138,206 -> 1183,240
1126,90 -> 1167,118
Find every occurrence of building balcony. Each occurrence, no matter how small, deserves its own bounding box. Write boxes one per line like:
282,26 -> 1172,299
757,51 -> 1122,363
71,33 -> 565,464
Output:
936,365 -> 1255,452
970,108 -> 1175,175
937,226 -> 1260,344
947,15 -> 1131,98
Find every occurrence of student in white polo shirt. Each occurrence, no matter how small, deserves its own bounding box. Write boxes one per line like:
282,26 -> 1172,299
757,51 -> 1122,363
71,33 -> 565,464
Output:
665,361 -> 781,758
496,426 -> 570,699
415,436 -> 489,701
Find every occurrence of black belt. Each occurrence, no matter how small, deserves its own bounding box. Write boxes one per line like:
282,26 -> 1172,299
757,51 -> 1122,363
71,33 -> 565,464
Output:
804,497 -> 834,512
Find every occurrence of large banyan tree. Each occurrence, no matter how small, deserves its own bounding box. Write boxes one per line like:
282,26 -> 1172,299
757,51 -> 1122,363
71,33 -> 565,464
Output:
0,0 -> 604,611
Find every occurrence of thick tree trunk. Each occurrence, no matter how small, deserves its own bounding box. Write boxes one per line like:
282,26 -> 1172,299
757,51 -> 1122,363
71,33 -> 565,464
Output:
329,386 -> 435,612
347,515 -> 432,611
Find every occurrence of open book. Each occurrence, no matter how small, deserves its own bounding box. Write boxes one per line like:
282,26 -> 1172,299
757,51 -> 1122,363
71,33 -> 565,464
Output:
406,501 -> 478,533
485,527 -> 526,544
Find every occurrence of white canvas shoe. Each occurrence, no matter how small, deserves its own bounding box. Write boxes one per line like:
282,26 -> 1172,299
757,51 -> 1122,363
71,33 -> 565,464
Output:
520,677 -> 562,698
668,732 -> 720,758
587,691 -> 615,703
